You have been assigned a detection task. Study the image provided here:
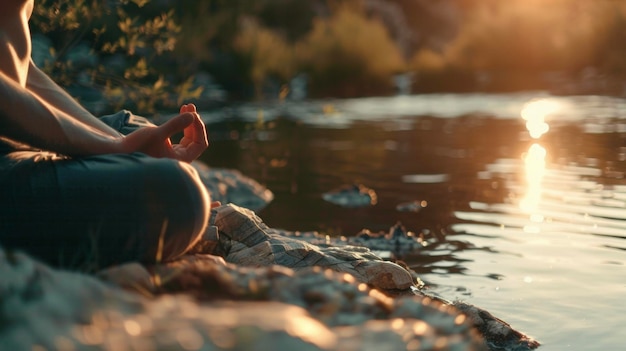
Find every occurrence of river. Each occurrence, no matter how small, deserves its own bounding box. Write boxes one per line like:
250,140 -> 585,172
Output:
200,92 -> 626,350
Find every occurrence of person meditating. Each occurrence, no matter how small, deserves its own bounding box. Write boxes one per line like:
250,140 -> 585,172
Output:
0,0 -> 215,270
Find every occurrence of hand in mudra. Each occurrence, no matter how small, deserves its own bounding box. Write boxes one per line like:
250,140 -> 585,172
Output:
121,104 -> 208,162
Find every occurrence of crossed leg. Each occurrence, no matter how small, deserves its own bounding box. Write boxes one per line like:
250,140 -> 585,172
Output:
0,110 -> 211,270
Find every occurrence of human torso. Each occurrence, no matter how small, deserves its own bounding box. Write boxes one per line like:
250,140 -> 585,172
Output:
0,0 -> 34,87
0,0 -> 35,154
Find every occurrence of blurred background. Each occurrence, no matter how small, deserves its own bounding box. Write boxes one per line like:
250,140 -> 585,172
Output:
30,0 -> 626,113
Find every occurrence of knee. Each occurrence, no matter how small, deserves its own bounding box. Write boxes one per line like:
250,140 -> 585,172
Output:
141,159 -> 210,262
174,161 -> 211,241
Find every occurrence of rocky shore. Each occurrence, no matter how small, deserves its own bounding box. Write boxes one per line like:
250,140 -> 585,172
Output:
0,164 -> 540,351
0,246 -> 538,351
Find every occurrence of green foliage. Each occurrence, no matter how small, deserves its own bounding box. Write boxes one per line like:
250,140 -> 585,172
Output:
173,0 -> 407,99
31,0 -> 626,101
233,18 -> 296,98
296,6 -> 405,97
30,0 -> 200,114
171,0 -> 315,99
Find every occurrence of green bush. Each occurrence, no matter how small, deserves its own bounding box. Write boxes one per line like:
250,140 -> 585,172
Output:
30,0 -> 626,101
296,6 -> 405,98
30,0 -> 201,114
233,18 -> 296,99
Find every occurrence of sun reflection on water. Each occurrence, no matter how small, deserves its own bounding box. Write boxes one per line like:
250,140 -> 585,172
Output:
520,143 -> 547,214
519,99 -> 559,228
521,98 -> 559,139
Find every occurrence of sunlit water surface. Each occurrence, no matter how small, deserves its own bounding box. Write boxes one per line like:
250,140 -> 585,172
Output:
201,92 -> 626,350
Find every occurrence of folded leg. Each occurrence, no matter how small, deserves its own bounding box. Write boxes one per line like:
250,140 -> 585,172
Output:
0,110 -> 210,270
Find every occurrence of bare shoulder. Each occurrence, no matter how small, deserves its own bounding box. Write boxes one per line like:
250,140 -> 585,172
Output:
0,0 -> 33,18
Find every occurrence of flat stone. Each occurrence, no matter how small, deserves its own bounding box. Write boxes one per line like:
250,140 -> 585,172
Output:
192,161 -> 274,211
275,222 -> 428,258
322,184 -> 378,208
200,204 -> 416,291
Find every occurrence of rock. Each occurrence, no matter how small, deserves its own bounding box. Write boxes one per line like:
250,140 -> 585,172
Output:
99,253 -> 538,351
396,200 -> 428,212
1,248 -> 493,351
322,184 -> 378,208
276,222 -> 428,258
351,222 -> 427,256
101,255 -> 490,347
192,161 -> 274,211
1,226 -> 539,351
195,204 -> 415,291
455,302 -> 542,351
96,262 -> 154,291
0,249 -> 144,350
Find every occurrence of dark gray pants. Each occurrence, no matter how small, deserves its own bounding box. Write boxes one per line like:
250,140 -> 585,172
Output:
0,111 -> 210,270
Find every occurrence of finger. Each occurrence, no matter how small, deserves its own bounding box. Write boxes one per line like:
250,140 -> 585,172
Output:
171,129 -> 207,160
210,201 -> 222,208
158,113 -> 194,139
179,139 -> 207,161
180,103 -> 197,114
191,112 -> 208,145
182,112 -> 207,147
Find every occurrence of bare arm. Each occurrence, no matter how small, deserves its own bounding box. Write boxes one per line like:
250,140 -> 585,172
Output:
0,69 -> 206,160
0,0 -> 207,159
26,60 -> 122,138
0,69 -> 124,156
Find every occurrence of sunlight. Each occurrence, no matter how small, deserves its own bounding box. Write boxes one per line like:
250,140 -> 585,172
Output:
520,143 -> 547,215
518,98 -> 556,220
520,99 -> 561,139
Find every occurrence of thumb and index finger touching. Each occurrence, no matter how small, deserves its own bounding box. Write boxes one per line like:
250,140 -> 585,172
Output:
158,104 -> 207,141
180,103 -> 208,147
154,104 -> 208,162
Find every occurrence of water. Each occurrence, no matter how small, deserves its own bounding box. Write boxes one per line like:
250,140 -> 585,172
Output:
201,92 -> 626,350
